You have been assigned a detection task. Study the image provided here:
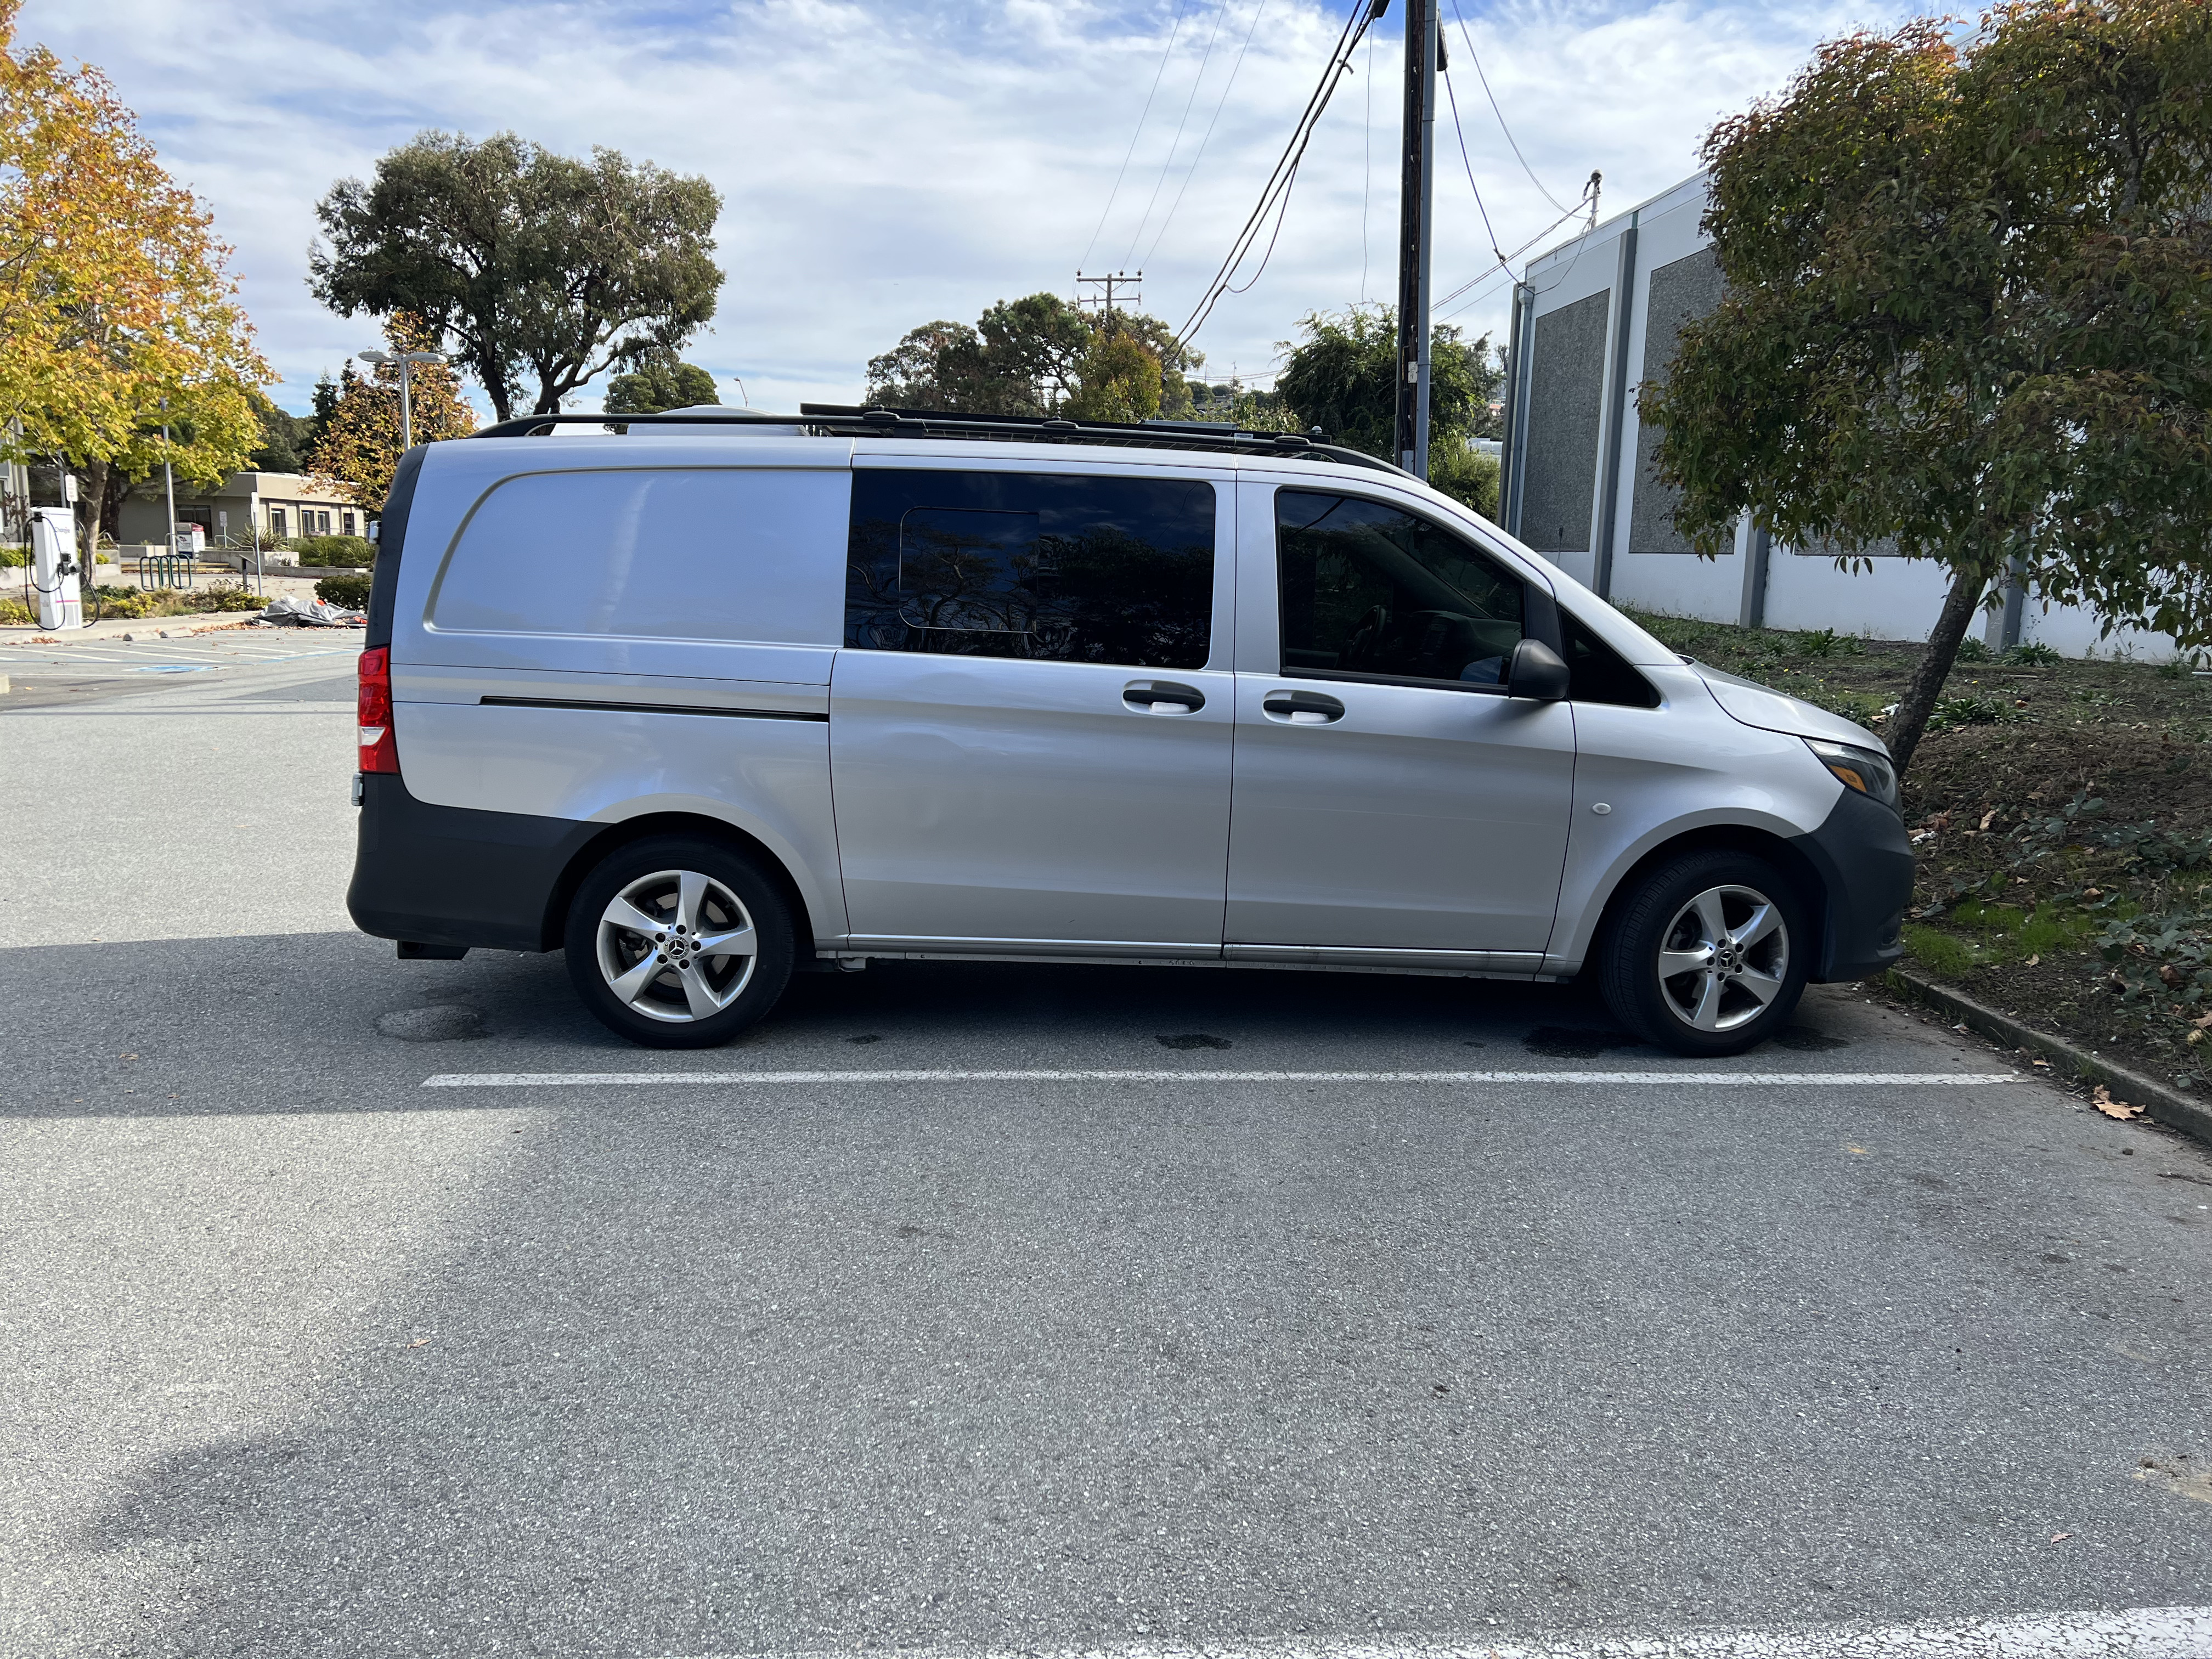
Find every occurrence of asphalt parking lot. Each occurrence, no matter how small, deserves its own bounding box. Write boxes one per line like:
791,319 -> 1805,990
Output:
3,648 -> 2209,1658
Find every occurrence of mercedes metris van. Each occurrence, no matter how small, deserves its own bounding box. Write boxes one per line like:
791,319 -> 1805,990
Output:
347,407 -> 1910,1054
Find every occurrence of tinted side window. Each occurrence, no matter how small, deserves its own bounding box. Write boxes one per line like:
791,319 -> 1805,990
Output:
847,470 -> 1215,670
1276,490 -> 1524,688
1562,613 -> 1661,708
429,467 -> 845,643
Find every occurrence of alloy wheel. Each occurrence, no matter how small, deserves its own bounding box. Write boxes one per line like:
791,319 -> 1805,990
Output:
1654,883 -> 1790,1034
594,868 -> 758,1023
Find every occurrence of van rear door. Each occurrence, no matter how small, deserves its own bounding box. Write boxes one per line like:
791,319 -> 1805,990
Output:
829,462 -> 1234,957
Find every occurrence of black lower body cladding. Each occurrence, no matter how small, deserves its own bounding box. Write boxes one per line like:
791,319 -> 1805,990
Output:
348,774 -> 594,952
1790,786 -> 1912,981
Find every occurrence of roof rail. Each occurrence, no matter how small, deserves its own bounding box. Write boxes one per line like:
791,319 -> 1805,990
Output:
467,403 -> 1414,479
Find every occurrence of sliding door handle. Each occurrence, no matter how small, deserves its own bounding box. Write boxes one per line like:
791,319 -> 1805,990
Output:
1262,689 -> 1345,725
1124,680 -> 1205,714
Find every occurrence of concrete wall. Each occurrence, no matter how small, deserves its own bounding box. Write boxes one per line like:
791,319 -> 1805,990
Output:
1498,172 -> 2183,662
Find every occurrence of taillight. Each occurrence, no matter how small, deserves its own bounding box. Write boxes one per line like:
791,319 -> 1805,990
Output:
358,646 -> 397,774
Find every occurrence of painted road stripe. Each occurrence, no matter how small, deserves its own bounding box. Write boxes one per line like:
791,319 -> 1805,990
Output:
658,1605 -> 2212,1659
424,1068 -> 2021,1089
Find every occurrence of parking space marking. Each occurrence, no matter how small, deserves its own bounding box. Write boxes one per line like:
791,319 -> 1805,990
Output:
424,1068 -> 2022,1089
658,1604 -> 2212,1659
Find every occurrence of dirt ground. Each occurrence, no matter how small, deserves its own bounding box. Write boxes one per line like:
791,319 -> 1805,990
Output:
1624,607 -> 2212,1096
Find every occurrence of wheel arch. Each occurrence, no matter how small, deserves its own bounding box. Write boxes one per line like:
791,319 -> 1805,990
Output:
1572,822 -> 1829,981
539,811 -> 820,956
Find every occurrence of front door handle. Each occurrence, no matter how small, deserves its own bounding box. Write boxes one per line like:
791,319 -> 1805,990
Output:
1262,689 -> 1346,725
1124,680 -> 1205,715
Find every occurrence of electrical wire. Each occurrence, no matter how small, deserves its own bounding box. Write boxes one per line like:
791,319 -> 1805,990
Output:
1078,1 -> 1193,274
1177,0 -> 1378,343
1358,21 -> 1373,301
1138,0 -> 1272,268
1446,0 -> 1574,215
1123,0 -> 1235,268
1441,66 -> 1507,273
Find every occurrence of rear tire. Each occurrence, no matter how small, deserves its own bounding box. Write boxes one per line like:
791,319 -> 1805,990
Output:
1596,849 -> 1809,1057
563,836 -> 795,1049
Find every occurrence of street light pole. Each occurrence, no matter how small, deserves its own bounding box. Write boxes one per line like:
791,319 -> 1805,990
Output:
359,349 -> 445,453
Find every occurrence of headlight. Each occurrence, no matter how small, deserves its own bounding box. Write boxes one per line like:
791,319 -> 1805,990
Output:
1805,737 -> 1899,811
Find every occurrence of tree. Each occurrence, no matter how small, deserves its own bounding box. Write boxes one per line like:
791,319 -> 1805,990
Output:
250,403 -> 313,472
0,0 -> 270,557
1274,304 -> 1500,459
311,131 -> 723,422
604,359 -> 720,414
306,314 -> 475,511
1643,1 -> 2212,775
865,294 -> 1202,418
1272,305 -> 1503,514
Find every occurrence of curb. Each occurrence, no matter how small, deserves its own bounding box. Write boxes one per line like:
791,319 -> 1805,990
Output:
1881,967 -> 2212,1149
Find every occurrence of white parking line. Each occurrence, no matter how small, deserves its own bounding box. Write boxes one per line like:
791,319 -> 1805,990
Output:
423,1068 -> 2022,1089
657,1604 -> 2212,1659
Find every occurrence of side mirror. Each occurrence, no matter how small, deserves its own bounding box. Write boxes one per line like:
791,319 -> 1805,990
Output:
1506,638 -> 1571,702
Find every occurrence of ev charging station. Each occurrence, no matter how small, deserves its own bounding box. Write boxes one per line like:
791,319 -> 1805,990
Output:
29,502 -> 83,631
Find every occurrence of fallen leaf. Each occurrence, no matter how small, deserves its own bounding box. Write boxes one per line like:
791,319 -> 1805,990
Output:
2024,955 -> 2040,967
2085,887 -> 2103,899
2050,1531 -> 2072,1542
1954,1022 -> 1970,1034
1846,1145 -> 1869,1155
2160,963 -> 2186,988
2192,1012 -> 2212,1030
407,1338 -> 432,1349
2032,1057 -> 2051,1068
1979,809 -> 1996,831
2092,1085 -> 2145,1121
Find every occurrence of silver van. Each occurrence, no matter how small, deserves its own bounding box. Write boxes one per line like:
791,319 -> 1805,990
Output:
348,408 -> 1909,1055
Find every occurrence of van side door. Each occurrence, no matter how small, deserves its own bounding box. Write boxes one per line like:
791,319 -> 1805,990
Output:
828,464 -> 1235,956
1223,478 -> 1576,969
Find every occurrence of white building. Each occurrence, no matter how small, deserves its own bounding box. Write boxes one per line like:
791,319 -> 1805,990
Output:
1495,173 -> 2179,661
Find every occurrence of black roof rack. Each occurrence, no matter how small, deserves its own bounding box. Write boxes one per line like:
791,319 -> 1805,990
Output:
467,403 -> 1413,479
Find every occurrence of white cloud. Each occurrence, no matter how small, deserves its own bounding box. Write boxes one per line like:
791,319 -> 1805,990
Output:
26,0 -> 1909,416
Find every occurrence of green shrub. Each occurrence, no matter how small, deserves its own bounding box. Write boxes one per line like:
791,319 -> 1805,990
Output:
0,596 -> 32,625
0,546 -> 27,568
1928,694 -> 2021,729
1426,441 -> 1501,518
93,586 -> 157,619
295,534 -> 374,568
315,574 -> 373,608
187,581 -> 266,613
2005,641 -> 2062,665
1954,635 -> 1990,662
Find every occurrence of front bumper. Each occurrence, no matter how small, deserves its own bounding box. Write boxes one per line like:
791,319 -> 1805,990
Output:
1788,786 -> 1912,981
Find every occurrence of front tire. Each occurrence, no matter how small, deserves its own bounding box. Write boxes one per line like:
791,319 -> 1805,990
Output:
1597,849 -> 1809,1057
563,836 -> 795,1049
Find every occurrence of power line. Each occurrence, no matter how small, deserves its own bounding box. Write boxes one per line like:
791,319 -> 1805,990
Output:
1177,0 -> 1381,343
1138,0 -> 1273,268
1446,0 -> 1573,215
1124,0 -> 1235,268
1078,1 -> 1193,274
1359,21 -> 1373,300
1441,66 -> 1506,271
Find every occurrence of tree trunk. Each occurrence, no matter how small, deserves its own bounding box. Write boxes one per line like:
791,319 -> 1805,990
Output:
1885,562 -> 1989,776
76,456 -> 106,566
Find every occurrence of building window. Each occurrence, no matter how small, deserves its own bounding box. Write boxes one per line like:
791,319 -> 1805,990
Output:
341,511 -> 356,536
268,507 -> 287,539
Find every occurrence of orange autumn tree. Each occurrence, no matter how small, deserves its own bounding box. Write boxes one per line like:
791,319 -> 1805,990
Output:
305,313 -> 475,511
0,0 -> 268,552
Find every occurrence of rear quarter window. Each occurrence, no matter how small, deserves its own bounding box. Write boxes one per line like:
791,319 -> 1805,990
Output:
427,467 -> 847,643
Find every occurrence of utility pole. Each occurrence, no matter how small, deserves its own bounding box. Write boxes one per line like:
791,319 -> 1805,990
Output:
1075,270 -> 1142,329
1393,0 -> 1438,477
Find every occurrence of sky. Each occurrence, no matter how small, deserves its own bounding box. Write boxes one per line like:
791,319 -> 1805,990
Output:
30,0 -> 1919,420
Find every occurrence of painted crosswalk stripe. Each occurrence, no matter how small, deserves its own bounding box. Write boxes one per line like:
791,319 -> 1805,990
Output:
423,1068 -> 2022,1089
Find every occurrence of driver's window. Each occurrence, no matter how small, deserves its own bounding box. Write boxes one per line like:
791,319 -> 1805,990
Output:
1276,489 -> 1524,689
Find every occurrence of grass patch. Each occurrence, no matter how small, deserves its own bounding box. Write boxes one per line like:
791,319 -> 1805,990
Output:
1905,924 -> 1980,976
